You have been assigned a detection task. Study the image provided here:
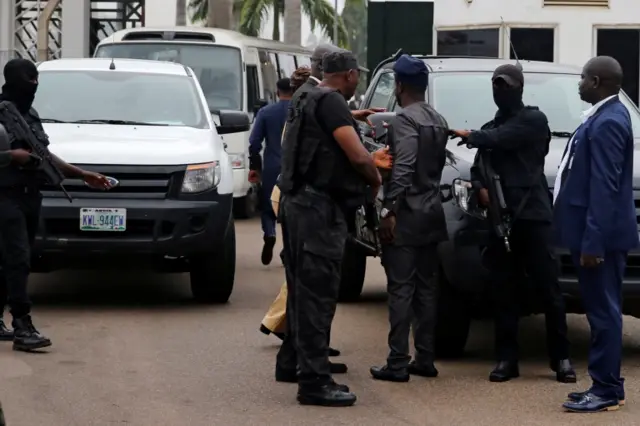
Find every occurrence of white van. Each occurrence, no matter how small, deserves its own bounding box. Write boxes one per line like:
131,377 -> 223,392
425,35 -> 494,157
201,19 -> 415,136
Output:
32,58 -> 250,304
94,27 -> 312,218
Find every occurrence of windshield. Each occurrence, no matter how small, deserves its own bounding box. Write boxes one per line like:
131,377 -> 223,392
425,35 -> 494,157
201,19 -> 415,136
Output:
33,70 -> 209,128
95,43 -> 243,112
431,72 -> 640,137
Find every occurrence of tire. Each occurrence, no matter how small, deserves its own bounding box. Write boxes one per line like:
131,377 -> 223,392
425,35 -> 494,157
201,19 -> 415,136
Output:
338,243 -> 367,302
233,193 -> 257,219
189,217 -> 236,304
435,269 -> 471,359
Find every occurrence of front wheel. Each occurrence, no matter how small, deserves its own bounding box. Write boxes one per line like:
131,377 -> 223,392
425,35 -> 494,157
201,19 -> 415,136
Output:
338,243 -> 367,302
435,269 -> 471,359
189,218 -> 236,304
233,193 -> 258,219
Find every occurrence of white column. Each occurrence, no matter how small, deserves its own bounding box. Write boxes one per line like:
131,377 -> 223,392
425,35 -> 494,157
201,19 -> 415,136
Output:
61,0 -> 91,58
0,0 -> 16,71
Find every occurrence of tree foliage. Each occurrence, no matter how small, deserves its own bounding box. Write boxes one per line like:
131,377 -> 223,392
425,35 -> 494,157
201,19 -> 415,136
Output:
189,0 -> 350,47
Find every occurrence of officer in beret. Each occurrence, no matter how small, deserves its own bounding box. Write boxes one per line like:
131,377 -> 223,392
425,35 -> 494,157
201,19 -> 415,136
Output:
370,54 -> 449,382
450,64 -> 575,384
278,49 -> 382,407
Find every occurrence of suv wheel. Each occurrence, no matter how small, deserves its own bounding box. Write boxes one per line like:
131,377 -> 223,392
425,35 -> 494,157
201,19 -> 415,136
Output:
435,268 -> 471,359
338,242 -> 367,302
233,193 -> 257,219
190,217 -> 236,303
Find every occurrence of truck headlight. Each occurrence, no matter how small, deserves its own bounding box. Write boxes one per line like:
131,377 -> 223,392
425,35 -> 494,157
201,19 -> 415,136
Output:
181,162 -> 221,193
228,153 -> 245,169
452,178 -> 472,212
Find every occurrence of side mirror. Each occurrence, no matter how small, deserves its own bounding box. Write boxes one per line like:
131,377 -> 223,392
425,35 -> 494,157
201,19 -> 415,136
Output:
253,99 -> 268,114
217,110 -> 251,135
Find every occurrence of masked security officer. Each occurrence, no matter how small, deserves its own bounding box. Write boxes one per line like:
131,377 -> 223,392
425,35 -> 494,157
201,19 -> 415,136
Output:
0,58 -> 112,352
450,64 -> 576,383
370,55 -> 449,382
0,123 -> 13,341
278,50 -> 382,407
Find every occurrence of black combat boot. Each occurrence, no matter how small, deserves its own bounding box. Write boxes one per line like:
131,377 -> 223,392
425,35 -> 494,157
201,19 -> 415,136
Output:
489,361 -> 519,382
297,384 -> 357,407
370,365 -> 410,382
408,360 -> 439,378
12,315 -> 52,352
551,359 -> 577,383
0,318 -> 13,341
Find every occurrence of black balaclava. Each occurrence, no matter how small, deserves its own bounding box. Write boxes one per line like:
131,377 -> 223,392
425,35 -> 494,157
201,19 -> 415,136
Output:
491,64 -> 524,113
1,59 -> 39,113
493,85 -> 523,112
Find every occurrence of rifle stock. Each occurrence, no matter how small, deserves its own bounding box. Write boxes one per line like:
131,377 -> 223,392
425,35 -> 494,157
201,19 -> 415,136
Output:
0,101 -> 72,202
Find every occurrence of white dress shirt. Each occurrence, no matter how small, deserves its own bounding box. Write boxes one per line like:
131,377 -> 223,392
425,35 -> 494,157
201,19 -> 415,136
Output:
552,94 -> 618,204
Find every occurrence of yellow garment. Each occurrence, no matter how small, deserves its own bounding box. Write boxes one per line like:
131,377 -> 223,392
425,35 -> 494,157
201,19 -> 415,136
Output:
271,184 -> 281,216
261,183 -> 287,334
261,281 -> 287,334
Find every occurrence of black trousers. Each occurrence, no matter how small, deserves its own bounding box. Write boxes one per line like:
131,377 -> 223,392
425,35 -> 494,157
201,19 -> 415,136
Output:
0,191 -> 41,319
382,243 -> 438,369
486,220 -> 570,362
275,188 -> 347,388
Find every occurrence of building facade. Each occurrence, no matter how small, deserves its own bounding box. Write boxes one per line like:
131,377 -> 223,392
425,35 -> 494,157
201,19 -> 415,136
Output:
432,0 -> 640,104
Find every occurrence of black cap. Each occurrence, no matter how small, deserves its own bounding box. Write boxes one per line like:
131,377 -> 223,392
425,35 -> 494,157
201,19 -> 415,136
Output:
393,54 -> 428,89
322,50 -> 359,74
492,64 -> 524,87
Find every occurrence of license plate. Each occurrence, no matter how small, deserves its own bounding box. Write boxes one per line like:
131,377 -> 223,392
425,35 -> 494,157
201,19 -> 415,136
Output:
79,208 -> 126,231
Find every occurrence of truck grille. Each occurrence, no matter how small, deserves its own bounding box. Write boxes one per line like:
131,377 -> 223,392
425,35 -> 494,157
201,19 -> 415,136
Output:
42,164 -> 187,199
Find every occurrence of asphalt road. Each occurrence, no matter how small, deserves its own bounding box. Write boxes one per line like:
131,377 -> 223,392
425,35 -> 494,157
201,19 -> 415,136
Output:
1,218 -> 640,425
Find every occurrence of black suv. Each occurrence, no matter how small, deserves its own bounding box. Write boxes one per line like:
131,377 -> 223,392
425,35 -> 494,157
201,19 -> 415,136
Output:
339,54 -> 640,358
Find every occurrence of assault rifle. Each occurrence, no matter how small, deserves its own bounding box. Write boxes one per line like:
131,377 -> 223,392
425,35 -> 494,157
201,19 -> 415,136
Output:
475,148 -> 512,251
0,101 -> 72,202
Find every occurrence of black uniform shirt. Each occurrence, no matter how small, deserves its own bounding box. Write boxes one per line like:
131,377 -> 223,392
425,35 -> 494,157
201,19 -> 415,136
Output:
468,106 -> 553,222
383,102 -> 449,245
0,99 -> 49,188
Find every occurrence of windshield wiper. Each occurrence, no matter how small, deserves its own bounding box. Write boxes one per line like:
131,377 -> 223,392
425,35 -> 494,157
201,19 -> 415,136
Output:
551,131 -> 573,138
71,119 -> 168,126
40,118 -> 70,123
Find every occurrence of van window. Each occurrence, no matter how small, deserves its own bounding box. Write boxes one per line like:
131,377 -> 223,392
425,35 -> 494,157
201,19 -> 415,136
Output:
94,43 -> 242,112
259,50 -> 278,102
34,70 -> 209,129
246,65 -> 260,109
296,55 -> 311,67
368,72 -> 395,110
277,53 -> 296,78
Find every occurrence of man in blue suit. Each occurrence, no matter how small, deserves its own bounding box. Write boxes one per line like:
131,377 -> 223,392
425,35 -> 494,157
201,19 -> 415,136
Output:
249,78 -> 293,265
555,56 -> 639,413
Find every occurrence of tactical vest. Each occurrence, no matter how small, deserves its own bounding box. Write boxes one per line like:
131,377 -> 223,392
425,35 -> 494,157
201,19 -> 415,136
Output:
280,87 -> 365,203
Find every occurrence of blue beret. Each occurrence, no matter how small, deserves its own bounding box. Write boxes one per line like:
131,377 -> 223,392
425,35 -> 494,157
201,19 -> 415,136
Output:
393,54 -> 428,88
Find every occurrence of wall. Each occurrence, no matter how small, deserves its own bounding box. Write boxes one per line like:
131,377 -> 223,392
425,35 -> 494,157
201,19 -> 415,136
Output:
433,0 -> 640,68
144,0 -> 179,26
